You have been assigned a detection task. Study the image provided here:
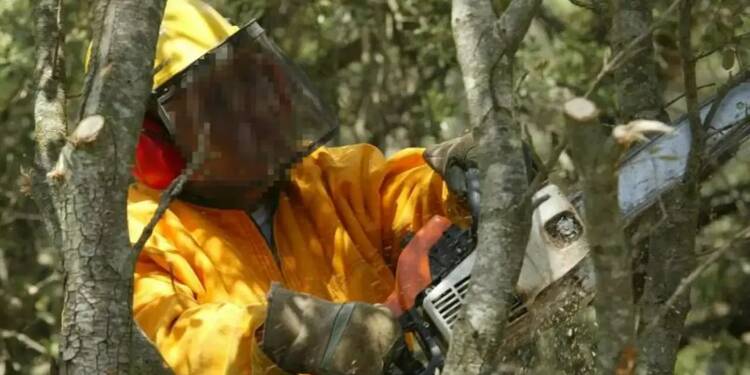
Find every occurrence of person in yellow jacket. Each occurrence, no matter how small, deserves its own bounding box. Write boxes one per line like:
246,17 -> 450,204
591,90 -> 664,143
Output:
126,0 -> 477,374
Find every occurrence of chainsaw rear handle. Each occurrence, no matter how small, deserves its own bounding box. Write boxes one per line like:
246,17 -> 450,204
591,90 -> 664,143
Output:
383,215 -> 453,315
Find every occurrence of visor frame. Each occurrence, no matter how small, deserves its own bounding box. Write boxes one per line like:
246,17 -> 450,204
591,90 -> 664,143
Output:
149,19 -> 339,163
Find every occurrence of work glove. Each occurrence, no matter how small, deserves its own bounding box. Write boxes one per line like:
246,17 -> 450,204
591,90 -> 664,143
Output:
423,132 -> 476,176
424,133 -> 538,225
261,283 -> 402,375
423,133 -> 481,224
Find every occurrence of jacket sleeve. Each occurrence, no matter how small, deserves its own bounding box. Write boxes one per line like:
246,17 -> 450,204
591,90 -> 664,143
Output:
128,186 -> 284,375
378,147 -> 470,265
277,144 -> 468,294
133,261 -> 278,375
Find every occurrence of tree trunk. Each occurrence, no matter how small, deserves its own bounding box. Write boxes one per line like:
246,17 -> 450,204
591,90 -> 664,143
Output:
607,1 -> 690,373
32,0 -> 170,373
443,1 -> 541,374
609,0 -> 669,123
635,1 -> 701,373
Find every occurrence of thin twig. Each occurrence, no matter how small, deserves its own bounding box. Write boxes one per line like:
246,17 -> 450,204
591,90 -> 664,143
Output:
679,0 -> 703,174
644,226 -> 750,333
0,329 -> 50,356
569,0 -> 597,11
524,139 -> 568,200
131,124 -> 209,254
693,31 -> 750,62
663,82 -> 716,108
31,0 -> 68,248
585,0 -> 685,98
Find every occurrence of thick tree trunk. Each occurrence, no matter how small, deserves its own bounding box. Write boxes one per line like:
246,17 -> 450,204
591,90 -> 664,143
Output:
607,1 -> 688,373
443,1 -> 541,374
605,0 -> 704,373
32,0 -> 170,373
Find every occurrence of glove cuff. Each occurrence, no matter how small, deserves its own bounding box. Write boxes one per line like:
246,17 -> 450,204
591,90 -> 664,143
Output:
262,283 -> 340,373
423,132 -> 475,175
261,284 -> 401,375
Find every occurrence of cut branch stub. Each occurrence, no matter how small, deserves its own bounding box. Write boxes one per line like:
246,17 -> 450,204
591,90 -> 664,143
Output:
564,97 -> 599,124
70,115 -> 105,146
564,97 -> 608,175
564,97 -> 635,373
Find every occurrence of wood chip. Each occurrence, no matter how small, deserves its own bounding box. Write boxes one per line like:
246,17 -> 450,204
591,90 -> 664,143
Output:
613,119 -> 673,146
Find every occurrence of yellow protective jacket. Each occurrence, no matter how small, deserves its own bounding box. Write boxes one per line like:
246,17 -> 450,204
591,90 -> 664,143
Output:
127,145 -> 463,374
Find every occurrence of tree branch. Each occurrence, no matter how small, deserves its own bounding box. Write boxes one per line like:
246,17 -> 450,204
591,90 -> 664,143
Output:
644,226 -> 750,335
131,124 -> 208,255
31,0 -> 68,246
601,0 -> 698,372
564,97 -> 634,373
33,0 -> 67,171
442,0 -> 541,374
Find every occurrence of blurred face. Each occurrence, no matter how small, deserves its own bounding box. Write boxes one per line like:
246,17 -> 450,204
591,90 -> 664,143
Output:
162,45 -> 297,209
154,23 -> 338,209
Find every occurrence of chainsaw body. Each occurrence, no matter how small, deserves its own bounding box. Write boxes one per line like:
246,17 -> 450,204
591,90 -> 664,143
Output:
387,80 -> 750,374
387,185 -> 587,374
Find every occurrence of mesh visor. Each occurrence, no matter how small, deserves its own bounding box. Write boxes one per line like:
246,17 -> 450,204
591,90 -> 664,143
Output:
155,21 -> 337,190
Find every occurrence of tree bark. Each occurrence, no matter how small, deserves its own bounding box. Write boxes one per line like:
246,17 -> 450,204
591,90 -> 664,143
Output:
443,1 -> 541,374
635,1 -> 701,374
564,98 -> 635,373
609,0 -> 669,123
32,0 -> 170,373
33,0 -> 67,245
607,1 -> 693,373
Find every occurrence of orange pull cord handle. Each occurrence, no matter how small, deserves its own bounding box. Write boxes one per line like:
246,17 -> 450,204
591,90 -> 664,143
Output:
383,215 -> 453,316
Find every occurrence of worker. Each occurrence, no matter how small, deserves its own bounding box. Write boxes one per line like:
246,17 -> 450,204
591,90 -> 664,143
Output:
126,0 -> 477,374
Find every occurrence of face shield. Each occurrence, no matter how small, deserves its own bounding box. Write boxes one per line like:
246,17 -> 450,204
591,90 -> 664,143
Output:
152,21 -> 338,207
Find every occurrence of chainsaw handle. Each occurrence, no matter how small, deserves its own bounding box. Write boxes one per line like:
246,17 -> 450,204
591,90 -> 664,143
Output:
383,215 -> 453,315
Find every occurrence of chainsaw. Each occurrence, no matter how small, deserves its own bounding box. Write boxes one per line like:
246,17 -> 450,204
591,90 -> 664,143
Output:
385,79 -> 750,375
383,183 -> 587,375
